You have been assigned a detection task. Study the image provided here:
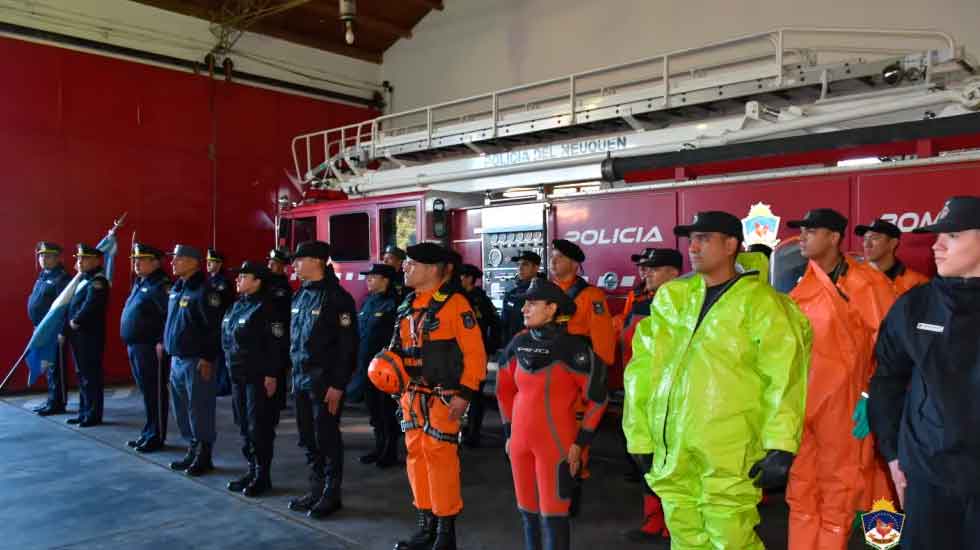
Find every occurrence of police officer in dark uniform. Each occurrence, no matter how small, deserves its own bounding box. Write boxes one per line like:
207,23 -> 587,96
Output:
29,241 -> 72,416
499,251 -> 544,348
121,243 -> 171,452
66,243 -> 110,427
383,244 -> 409,302
287,240 -> 358,518
267,248 -> 293,413
165,245 -> 223,476
222,261 -> 285,497
206,248 -> 234,396
458,263 -> 501,448
356,263 -> 400,468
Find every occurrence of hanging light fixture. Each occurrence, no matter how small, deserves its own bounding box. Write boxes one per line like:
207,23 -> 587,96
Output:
339,0 -> 356,45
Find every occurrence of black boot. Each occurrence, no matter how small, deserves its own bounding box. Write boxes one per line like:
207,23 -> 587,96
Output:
243,462 -> 271,497
520,510 -> 542,550
307,478 -> 342,519
288,472 -> 324,512
185,442 -> 214,476
169,443 -> 197,471
227,460 -> 255,492
394,508 -> 437,550
431,514 -> 457,550
542,516 -> 570,550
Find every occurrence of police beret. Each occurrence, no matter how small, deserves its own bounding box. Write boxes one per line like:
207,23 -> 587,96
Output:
524,278 -> 576,318
168,244 -> 203,260
406,242 -> 453,264
293,240 -> 331,260
36,241 -> 63,255
383,244 -> 407,260
206,248 -> 225,262
510,250 -> 542,264
74,243 -> 103,258
633,248 -> 683,269
130,242 -> 165,259
551,239 -> 585,263
232,260 -> 270,280
360,263 -> 398,279
459,264 -> 483,279
268,248 -> 291,264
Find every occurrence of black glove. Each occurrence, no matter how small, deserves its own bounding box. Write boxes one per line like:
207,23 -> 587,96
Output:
631,453 -> 653,474
748,450 -> 794,489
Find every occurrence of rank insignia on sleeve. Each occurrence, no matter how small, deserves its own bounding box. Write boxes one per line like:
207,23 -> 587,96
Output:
339,312 -> 352,327
592,301 -> 605,315
374,311 -> 385,317
208,293 -> 221,307
462,311 -> 476,329
271,322 -> 285,338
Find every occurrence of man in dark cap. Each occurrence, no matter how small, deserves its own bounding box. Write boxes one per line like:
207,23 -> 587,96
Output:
499,250 -> 545,348
28,242 -> 71,416
624,211 -> 811,550
390,242 -> 487,550
164,244 -> 223,476
222,260 -> 285,497
356,263 -> 401,468
869,196 -> 980,549
121,243 -> 171,452
66,243 -> 110,427
784,208 -> 896,550
267,248 -> 293,413
856,218 -> 929,295
287,240 -> 358,519
206,248 -> 233,396
458,263 -> 500,448
383,244 -> 409,302
497,278 -> 608,550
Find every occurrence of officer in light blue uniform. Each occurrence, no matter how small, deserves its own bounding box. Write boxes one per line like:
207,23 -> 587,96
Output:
66,243 -> 110,427
120,243 -> 171,453
206,248 -> 234,397
28,241 -> 71,416
164,245 -> 223,476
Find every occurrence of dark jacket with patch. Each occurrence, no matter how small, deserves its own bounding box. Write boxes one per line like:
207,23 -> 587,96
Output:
499,274 -> 546,349
68,268 -> 109,335
290,266 -> 359,394
164,270 -> 222,362
869,277 -> 980,494
120,268 -> 171,345
222,291 -> 284,381
465,286 -> 501,355
357,290 -> 399,379
28,265 -> 71,327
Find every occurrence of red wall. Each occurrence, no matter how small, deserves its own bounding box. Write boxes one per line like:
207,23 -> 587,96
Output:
0,36 -> 376,393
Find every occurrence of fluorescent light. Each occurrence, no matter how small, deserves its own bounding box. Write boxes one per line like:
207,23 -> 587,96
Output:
837,157 -> 882,167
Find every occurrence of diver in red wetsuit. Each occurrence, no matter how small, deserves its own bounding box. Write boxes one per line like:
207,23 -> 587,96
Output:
497,279 -> 609,550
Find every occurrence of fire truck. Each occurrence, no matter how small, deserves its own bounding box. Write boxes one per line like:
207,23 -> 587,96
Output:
276,27 -> 980,384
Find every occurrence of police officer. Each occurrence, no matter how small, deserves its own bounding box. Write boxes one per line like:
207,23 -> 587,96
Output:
287,241 -> 358,519
458,263 -> 500,448
356,263 -> 400,468
869,196 -> 980,549
267,248 -> 293,412
388,242 -> 487,550
121,243 -> 171,452
856,218 -> 930,294
499,251 -> 544,348
383,244 -> 409,301
222,261 -> 285,497
66,244 -> 110,427
164,245 -> 223,476
206,248 -> 233,396
28,242 -> 71,416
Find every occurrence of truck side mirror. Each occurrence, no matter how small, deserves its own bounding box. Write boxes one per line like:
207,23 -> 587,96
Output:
432,198 -> 448,238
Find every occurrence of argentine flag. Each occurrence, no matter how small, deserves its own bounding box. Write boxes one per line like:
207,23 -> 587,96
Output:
25,230 -> 119,385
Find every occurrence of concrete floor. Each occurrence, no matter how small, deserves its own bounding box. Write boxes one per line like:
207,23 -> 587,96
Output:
0,387 -> 870,549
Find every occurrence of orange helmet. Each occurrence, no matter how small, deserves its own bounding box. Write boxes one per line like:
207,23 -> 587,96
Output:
368,350 -> 410,395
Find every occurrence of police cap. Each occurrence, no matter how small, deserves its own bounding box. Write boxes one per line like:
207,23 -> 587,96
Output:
36,241 -> 63,255
633,247 -> 683,269
551,239 -> 585,263
510,250 -> 542,265
232,260 -> 270,280
360,263 -> 398,279
913,196 -> 980,233
524,278 -> 577,318
459,264 -> 483,279
674,211 -> 744,239
268,248 -> 291,264
383,244 -> 407,260
293,240 -> 331,260
74,243 -> 103,258
206,248 -> 225,263
787,208 -> 848,235
130,242 -> 165,259
855,219 -> 902,239
168,244 -> 203,260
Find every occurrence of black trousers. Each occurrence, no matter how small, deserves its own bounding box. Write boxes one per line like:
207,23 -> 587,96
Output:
365,382 -> 399,461
44,339 -> 67,410
68,330 -> 104,423
127,343 -> 169,443
231,379 -> 276,468
901,475 -> 980,549
295,388 -> 344,485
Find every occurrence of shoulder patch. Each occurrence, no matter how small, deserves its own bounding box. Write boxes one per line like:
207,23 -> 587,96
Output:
339,312 -> 352,327
592,301 -> 605,315
271,321 -> 285,338
461,311 -> 476,329
208,293 -> 221,307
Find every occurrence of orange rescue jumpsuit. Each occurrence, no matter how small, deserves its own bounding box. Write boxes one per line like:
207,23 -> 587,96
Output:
396,285 -> 487,517
886,261 -> 929,295
787,256 -> 896,549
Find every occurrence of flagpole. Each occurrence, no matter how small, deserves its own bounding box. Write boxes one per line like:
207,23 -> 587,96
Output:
0,348 -> 30,394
